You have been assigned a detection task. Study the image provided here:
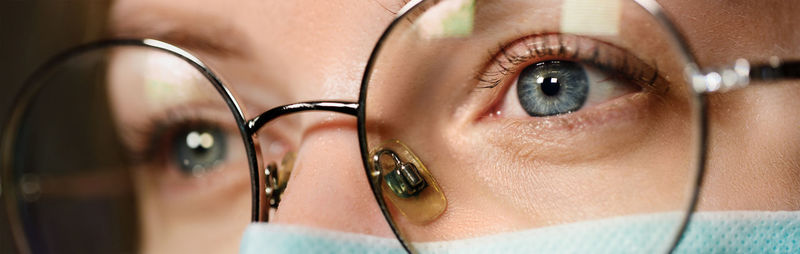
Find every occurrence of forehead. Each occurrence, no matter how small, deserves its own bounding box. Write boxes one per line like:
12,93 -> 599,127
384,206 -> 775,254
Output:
110,0 -> 799,71
109,0 -> 403,55
110,0 -> 405,104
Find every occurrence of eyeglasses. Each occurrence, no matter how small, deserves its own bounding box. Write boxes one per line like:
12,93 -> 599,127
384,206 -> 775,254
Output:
2,0 -> 798,253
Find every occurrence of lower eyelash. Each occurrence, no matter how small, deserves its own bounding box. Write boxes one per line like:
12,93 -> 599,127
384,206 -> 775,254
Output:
476,33 -> 663,92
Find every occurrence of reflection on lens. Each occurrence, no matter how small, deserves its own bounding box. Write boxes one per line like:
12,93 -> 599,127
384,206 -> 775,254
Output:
361,0 -> 702,252
1,43 -> 252,253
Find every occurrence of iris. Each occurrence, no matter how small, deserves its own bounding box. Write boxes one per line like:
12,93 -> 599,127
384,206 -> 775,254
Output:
517,60 -> 589,116
172,126 -> 227,175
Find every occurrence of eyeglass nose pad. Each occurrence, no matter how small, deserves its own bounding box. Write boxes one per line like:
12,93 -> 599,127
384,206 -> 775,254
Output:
266,152 -> 296,209
370,139 -> 447,225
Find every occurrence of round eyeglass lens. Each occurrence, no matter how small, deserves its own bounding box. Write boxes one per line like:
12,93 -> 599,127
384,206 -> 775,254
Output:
2,43 -> 254,253
360,0 -> 703,252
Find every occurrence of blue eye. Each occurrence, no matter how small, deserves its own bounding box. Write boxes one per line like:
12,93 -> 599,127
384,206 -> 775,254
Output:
516,60 -> 589,117
173,126 -> 227,175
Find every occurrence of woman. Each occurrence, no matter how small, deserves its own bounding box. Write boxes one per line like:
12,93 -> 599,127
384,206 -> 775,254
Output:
3,0 -> 798,253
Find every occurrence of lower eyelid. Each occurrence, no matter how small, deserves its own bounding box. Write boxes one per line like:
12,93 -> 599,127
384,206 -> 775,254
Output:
477,91 -> 658,163
147,158 -> 251,199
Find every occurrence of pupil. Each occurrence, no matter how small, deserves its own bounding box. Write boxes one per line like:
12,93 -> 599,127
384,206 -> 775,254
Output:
189,144 -> 208,154
173,127 -> 227,175
540,77 -> 560,96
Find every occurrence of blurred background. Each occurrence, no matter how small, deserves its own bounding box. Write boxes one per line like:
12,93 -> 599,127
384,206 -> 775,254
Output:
1,1 -> 110,252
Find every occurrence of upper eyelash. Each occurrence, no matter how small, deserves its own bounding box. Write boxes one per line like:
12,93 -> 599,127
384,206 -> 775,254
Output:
122,106 -> 201,164
475,33 -> 663,91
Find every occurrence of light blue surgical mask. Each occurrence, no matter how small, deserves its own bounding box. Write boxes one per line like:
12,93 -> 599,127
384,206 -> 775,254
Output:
240,211 -> 800,254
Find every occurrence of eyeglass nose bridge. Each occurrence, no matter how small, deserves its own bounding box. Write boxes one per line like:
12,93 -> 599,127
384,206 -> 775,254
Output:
246,101 -> 359,135
246,101 -> 359,222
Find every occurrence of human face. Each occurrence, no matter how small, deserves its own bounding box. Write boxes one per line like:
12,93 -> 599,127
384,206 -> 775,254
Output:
102,0 -> 799,252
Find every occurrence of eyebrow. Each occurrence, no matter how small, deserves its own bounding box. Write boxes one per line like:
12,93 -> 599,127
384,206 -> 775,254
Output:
110,7 -> 251,59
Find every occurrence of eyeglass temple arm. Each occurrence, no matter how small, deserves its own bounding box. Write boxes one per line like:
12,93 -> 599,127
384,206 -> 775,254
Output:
750,60 -> 800,81
246,101 -> 359,135
694,59 -> 800,94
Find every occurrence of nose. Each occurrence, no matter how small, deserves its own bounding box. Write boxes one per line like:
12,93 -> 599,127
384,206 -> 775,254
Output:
270,114 -> 395,237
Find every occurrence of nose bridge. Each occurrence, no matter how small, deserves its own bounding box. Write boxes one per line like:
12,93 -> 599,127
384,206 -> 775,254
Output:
249,101 -> 395,237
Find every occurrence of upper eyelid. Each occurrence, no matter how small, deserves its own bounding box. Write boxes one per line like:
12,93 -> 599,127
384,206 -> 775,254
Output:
123,102 -> 296,164
119,104 -> 238,163
476,33 -> 570,89
475,33 -> 667,92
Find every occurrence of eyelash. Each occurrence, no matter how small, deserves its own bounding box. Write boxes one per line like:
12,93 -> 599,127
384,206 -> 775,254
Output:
475,33 -> 664,92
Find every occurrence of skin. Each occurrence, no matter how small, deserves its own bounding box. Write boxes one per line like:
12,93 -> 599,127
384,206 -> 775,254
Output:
107,0 -> 799,252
